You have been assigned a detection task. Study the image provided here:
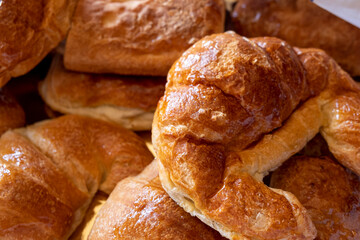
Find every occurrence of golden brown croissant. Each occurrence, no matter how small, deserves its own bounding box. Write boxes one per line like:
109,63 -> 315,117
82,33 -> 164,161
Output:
0,88 -> 25,135
231,0 -> 360,76
88,160 -> 226,240
0,0 -> 77,87
64,0 -> 225,76
0,115 -> 153,239
39,55 -> 166,131
152,32 -> 360,239
271,156 -> 360,240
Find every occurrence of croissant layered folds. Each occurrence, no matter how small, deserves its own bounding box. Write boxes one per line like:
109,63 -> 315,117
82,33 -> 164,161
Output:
231,0 -> 360,76
271,156 -> 360,240
40,55 -> 166,131
88,160 -> 226,240
0,0 -> 77,87
0,115 -> 153,239
64,0 -> 225,76
152,32 -> 360,239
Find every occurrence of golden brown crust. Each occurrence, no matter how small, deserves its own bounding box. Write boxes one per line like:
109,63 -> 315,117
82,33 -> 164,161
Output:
89,161 -> 225,240
153,31 -> 360,239
153,32 -> 318,239
321,91 -> 360,176
64,0 -> 225,76
0,0 -> 77,87
0,115 -> 153,239
40,55 -> 166,130
0,89 -> 25,135
231,0 -> 360,76
271,156 -> 360,240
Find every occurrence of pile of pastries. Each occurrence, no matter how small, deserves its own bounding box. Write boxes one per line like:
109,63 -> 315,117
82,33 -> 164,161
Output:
0,0 -> 359,239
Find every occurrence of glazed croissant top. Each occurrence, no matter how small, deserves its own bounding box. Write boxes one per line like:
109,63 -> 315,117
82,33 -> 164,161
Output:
0,115 -> 153,239
152,32 -> 360,239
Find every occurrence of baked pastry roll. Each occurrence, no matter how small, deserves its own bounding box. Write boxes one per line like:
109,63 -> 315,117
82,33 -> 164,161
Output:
0,0 -> 77,87
64,0 -> 225,76
88,160 -> 225,240
0,115 -> 153,239
231,0 -> 360,76
271,156 -> 360,240
152,32 -> 360,239
40,55 -> 165,131
0,89 -> 25,135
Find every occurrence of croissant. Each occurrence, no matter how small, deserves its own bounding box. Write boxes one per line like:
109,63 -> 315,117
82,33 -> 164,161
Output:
88,160 -> 226,240
231,0 -> 360,76
0,89 -> 25,135
64,0 -> 225,76
40,55 -> 166,131
0,0 -> 77,87
0,115 -> 153,239
152,32 -> 360,239
271,155 -> 360,240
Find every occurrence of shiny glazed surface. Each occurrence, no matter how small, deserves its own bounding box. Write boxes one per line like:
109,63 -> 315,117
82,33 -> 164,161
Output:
153,32 -> 360,239
89,161 -> 225,240
0,115 -> 153,239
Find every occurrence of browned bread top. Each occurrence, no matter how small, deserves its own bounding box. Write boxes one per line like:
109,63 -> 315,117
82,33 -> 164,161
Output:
231,0 -> 360,76
0,0 -> 77,87
271,156 -> 360,240
64,0 -> 225,76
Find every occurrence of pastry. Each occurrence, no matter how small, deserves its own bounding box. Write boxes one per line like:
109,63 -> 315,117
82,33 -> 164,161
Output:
88,160 -> 225,240
0,0 -> 77,86
152,32 -> 360,239
64,0 -> 225,76
0,115 -> 153,239
40,55 -> 165,131
231,0 -> 360,76
271,156 -> 360,240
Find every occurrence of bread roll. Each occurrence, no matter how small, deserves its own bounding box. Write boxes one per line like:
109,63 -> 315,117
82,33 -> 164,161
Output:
0,0 -> 77,87
152,32 -> 360,239
0,115 -> 153,239
40,55 -> 165,131
271,156 -> 360,240
88,160 -> 226,240
231,0 -> 360,76
0,89 -> 25,135
64,0 -> 225,76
